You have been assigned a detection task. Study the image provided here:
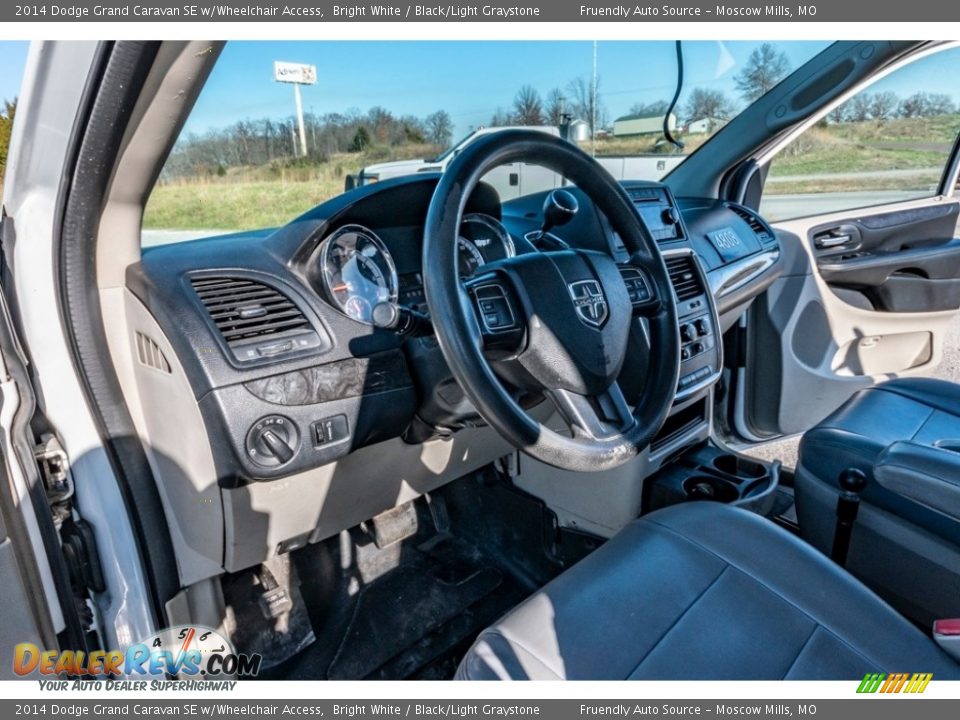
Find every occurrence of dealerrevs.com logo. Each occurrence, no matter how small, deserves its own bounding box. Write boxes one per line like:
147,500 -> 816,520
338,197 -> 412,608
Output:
13,625 -> 262,678
857,673 -> 933,694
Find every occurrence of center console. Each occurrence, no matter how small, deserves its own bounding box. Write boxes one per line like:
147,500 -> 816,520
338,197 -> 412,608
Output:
644,442 -> 781,516
617,183 -> 723,401
663,250 -> 721,401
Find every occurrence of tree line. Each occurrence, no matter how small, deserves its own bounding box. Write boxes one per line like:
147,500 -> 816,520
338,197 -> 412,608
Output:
161,106 -> 456,180
160,42 -> 958,181
0,98 -> 17,181
828,90 -> 957,123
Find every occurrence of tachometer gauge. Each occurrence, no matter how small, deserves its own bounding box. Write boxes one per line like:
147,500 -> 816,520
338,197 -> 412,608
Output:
457,236 -> 486,277
319,225 -> 398,324
458,214 -> 515,276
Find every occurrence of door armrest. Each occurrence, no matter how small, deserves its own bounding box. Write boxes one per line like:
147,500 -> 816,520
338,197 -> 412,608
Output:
874,441 -> 960,522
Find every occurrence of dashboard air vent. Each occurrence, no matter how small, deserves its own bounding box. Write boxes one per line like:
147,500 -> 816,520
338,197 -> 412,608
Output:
728,204 -> 774,244
191,277 -> 311,348
664,255 -> 704,302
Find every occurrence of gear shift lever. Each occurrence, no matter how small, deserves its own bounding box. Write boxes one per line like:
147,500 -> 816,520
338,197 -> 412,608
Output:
831,467 -> 867,567
531,189 -> 577,250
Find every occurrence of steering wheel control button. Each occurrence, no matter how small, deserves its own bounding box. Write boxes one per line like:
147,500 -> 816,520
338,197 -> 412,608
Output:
619,266 -> 653,307
246,415 -> 300,468
313,414 -> 350,446
473,284 -> 516,332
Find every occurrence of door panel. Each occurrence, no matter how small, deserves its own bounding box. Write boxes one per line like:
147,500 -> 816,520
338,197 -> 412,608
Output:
741,196 -> 960,438
739,44 -> 960,440
813,204 -> 960,312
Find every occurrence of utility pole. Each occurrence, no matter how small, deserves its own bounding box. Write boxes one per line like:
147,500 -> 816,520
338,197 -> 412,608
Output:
274,61 -> 317,158
591,40 -> 598,156
293,83 -> 306,157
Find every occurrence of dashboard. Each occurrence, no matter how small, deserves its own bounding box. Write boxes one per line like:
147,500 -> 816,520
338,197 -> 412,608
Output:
316,212 -> 517,321
129,173 -> 783,490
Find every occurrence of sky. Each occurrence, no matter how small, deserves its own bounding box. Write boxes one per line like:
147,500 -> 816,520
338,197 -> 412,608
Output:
184,40 -> 831,137
0,41 -> 28,103
2,41 -> 959,139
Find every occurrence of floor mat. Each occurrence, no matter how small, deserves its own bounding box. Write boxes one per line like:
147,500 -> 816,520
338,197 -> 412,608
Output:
281,531 -> 529,680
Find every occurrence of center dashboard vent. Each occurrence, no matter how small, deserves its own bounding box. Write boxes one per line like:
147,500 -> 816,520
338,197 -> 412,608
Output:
191,276 -> 323,362
664,255 -> 704,302
728,204 -> 774,244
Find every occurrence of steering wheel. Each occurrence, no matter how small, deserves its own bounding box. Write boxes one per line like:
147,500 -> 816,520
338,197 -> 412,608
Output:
423,130 -> 680,472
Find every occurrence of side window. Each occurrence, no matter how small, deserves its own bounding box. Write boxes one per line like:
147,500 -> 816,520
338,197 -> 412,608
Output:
761,47 -> 960,223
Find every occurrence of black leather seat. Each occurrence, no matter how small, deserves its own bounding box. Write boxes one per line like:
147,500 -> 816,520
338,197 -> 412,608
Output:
795,378 -> 960,625
799,378 -> 960,498
457,503 -> 960,680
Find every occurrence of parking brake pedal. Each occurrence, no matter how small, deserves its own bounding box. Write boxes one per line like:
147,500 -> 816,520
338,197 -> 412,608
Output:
369,501 -> 418,549
831,468 -> 867,567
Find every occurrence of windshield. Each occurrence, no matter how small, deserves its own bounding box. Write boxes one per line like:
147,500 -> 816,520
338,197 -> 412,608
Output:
144,40 -> 830,246
430,130 -> 477,163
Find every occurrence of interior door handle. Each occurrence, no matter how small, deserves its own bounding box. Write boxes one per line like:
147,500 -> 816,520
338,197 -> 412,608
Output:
816,234 -> 854,249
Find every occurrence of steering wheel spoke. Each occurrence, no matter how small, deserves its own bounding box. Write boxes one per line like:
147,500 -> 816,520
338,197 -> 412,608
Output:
547,383 -> 637,441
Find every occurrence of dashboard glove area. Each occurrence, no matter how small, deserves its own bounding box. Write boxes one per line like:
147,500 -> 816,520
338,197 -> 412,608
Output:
423,130 -> 681,473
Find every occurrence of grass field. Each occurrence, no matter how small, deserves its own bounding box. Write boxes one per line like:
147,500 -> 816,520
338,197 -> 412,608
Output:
142,115 -> 960,233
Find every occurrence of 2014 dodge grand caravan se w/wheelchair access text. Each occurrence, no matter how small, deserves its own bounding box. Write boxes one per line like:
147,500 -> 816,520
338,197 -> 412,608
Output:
3,39 -> 960,681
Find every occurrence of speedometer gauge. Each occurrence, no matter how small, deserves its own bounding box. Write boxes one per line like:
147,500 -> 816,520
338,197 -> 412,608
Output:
457,214 -> 515,277
319,225 -> 398,324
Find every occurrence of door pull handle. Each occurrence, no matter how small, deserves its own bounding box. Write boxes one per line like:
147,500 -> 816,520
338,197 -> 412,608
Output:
816,234 -> 854,249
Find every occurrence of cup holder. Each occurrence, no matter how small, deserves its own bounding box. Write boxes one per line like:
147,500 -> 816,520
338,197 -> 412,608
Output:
712,454 -> 768,480
683,476 -> 739,503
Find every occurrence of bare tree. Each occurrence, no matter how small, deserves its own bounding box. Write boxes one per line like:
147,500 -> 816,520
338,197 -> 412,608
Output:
545,88 -> 568,126
845,94 -> 873,122
869,92 -> 899,121
513,85 -> 545,126
927,93 -> 956,115
425,110 -> 454,146
629,100 -> 670,117
490,107 -> 514,127
566,76 -> 607,132
683,88 -> 736,124
899,92 -> 930,118
827,104 -> 848,124
734,43 -> 791,103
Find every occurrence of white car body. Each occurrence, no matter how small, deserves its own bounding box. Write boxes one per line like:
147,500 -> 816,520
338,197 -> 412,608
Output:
353,125 -> 685,200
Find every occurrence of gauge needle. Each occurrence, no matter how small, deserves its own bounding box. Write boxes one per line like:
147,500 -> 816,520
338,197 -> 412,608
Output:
179,627 -> 196,655
174,627 -> 196,674
332,284 -> 349,292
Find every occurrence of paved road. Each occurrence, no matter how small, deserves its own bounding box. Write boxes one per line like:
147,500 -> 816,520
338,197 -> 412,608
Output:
767,167 -> 943,184
760,190 -> 931,222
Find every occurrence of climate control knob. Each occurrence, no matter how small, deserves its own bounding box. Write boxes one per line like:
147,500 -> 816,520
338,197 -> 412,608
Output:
245,415 -> 300,468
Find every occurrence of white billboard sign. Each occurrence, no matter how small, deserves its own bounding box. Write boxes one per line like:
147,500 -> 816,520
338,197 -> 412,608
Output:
273,61 -> 317,85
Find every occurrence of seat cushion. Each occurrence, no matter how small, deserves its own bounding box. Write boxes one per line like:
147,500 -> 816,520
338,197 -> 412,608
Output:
457,503 -> 960,680
795,378 -> 960,625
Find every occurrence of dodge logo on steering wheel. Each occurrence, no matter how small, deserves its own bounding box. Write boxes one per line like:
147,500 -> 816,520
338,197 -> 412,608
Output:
568,280 -> 608,328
